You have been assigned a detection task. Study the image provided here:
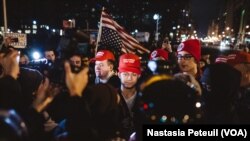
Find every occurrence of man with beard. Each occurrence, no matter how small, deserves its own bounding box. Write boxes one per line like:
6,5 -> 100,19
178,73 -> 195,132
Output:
69,53 -> 83,73
117,53 -> 141,140
44,49 -> 56,63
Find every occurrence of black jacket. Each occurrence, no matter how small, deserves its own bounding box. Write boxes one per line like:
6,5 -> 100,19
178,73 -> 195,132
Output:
0,75 -> 46,141
117,89 -> 140,139
93,74 -> 121,90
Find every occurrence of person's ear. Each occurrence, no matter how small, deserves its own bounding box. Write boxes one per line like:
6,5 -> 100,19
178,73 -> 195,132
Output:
118,72 -> 121,78
108,63 -> 114,71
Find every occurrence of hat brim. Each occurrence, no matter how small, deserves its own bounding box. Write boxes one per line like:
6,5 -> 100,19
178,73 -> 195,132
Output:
90,57 -> 108,63
118,67 -> 141,75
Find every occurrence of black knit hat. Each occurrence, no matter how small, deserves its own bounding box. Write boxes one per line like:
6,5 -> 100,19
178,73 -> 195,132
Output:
84,83 -> 118,115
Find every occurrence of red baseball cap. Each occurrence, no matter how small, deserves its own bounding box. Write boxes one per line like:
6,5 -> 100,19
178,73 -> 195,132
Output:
150,49 -> 168,60
227,51 -> 250,66
118,53 -> 141,75
91,50 -> 115,62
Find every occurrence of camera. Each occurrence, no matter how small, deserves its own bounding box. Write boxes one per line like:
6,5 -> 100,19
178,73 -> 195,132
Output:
147,60 -> 174,75
28,58 -> 53,71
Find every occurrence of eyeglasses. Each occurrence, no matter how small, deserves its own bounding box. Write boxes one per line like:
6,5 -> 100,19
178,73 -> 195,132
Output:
177,54 -> 193,60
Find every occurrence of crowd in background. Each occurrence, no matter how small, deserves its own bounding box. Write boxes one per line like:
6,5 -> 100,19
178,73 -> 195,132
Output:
0,32 -> 250,141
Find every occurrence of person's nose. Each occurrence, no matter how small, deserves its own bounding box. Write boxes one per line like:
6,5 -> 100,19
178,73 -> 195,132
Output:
127,74 -> 133,80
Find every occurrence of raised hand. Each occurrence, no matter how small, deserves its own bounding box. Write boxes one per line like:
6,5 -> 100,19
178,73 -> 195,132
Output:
32,78 -> 60,112
0,49 -> 20,79
162,41 -> 172,53
64,61 -> 89,97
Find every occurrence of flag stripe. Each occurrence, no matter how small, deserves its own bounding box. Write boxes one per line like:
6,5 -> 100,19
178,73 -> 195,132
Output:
121,39 -> 137,52
121,44 -> 135,53
102,17 -> 140,44
102,18 -> 149,53
98,10 -> 150,55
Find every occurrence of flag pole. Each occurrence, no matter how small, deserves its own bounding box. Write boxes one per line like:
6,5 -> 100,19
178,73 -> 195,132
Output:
3,0 -> 8,32
95,7 -> 105,55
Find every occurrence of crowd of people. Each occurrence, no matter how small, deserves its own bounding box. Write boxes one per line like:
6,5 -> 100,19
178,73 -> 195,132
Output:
0,34 -> 250,141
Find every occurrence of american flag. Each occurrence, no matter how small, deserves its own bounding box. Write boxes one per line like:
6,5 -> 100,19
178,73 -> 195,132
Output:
96,9 -> 150,55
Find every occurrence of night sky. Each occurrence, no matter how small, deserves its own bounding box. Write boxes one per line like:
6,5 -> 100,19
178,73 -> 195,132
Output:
190,0 -> 225,37
0,0 -> 224,37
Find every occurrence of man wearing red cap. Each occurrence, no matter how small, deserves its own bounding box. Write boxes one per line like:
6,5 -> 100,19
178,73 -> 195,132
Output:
227,51 -> 250,123
149,49 -> 168,61
117,53 -> 141,139
148,48 -> 175,75
177,39 -> 201,79
91,50 -> 120,89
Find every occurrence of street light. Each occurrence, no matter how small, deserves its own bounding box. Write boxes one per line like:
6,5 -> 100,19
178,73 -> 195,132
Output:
153,14 -> 160,41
